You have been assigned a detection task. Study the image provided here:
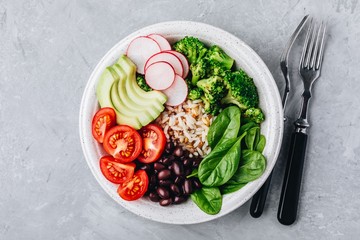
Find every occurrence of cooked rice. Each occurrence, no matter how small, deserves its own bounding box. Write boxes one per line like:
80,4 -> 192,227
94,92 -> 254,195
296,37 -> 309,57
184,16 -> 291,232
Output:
155,99 -> 215,158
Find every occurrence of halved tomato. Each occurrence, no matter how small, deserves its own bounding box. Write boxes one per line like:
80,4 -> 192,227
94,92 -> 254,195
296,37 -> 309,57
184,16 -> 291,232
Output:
137,124 -> 166,163
92,107 -> 116,143
99,156 -> 135,184
117,170 -> 149,201
103,125 -> 142,162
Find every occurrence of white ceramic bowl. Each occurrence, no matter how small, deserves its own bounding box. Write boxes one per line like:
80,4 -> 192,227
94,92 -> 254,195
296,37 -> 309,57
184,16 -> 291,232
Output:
79,21 -> 283,224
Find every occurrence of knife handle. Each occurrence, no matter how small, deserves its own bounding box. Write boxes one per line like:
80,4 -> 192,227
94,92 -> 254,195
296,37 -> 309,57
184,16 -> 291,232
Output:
250,171 -> 273,218
277,130 -> 308,225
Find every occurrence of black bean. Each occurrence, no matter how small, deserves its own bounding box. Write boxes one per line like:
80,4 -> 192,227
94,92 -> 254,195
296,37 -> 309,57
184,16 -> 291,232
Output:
149,192 -> 160,202
174,176 -> 184,185
192,178 -> 202,189
154,162 -> 166,171
139,164 -> 152,173
157,169 -> 171,180
162,157 -> 172,166
173,196 -> 187,204
165,142 -> 174,154
158,179 -> 172,187
156,187 -> 170,199
159,198 -> 172,206
171,161 -> 184,176
173,146 -> 183,157
150,175 -> 157,185
183,179 -> 193,195
183,158 -> 192,167
170,184 -> 181,196
192,158 -> 202,167
185,168 -> 192,176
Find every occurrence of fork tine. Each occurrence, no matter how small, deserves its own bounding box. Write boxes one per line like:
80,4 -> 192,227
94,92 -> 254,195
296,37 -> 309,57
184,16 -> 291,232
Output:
310,23 -> 322,69
304,21 -> 317,68
315,22 -> 327,70
300,18 -> 313,69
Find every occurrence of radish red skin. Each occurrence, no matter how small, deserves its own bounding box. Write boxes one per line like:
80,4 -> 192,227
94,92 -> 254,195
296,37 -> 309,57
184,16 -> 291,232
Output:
145,61 -> 176,90
147,34 -> 171,51
126,36 -> 161,74
144,51 -> 184,77
164,50 -> 189,78
162,75 -> 188,106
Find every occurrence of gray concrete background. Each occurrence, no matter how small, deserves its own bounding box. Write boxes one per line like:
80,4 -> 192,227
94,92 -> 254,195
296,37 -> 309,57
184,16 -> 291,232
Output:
1,0 -> 359,239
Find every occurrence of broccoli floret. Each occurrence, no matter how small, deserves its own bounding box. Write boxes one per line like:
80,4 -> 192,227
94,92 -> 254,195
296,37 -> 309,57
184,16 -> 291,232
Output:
206,45 -> 234,70
173,36 -> 208,64
189,58 -> 208,85
188,87 -> 203,100
243,107 -> 265,124
196,76 -> 228,115
136,74 -> 152,92
206,60 -> 229,78
221,70 -> 259,110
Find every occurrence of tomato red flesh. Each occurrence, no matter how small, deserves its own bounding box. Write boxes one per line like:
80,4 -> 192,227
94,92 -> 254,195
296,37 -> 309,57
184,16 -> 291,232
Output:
92,108 -> 116,143
117,170 -> 149,201
138,124 -> 166,163
99,156 -> 135,184
103,125 -> 142,162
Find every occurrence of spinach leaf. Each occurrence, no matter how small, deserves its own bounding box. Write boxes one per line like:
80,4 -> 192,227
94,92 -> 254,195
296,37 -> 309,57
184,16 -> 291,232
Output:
244,126 -> 260,150
227,150 -> 266,184
186,169 -> 198,178
198,134 -> 245,187
220,183 -> 247,195
255,134 -> 266,153
207,106 -> 241,149
191,187 -> 222,215
239,121 -> 258,136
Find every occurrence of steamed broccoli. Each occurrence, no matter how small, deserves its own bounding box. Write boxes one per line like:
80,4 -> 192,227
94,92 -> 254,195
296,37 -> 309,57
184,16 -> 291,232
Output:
188,87 -> 203,100
243,107 -> 265,123
173,36 -> 208,64
189,58 -> 209,85
206,45 -> 234,70
206,60 -> 229,78
221,70 -> 259,110
136,74 -> 152,92
196,76 -> 228,115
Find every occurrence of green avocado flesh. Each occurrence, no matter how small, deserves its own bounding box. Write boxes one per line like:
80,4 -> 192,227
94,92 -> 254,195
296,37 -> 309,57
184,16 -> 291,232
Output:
96,55 -> 167,129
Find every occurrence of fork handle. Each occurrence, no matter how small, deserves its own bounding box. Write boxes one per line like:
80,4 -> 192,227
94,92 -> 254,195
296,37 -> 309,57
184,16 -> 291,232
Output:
277,130 -> 308,225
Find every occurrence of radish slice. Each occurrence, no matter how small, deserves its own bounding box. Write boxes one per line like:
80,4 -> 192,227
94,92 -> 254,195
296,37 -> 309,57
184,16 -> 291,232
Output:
144,52 -> 183,77
145,61 -> 175,90
126,36 -> 161,74
162,75 -> 188,106
164,50 -> 189,78
147,34 -> 171,51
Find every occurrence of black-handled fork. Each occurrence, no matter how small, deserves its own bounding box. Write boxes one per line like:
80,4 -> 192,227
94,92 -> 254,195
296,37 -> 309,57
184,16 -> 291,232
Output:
250,15 -> 309,218
277,19 -> 327,225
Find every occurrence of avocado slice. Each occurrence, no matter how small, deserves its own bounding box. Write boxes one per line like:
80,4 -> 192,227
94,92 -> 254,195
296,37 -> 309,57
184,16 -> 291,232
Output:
113,63 -> 163,119
96,69 -> 142,129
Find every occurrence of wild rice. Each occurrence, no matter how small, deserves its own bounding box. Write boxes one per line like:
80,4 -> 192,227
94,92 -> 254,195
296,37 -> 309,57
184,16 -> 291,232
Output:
155,99 -> 215,158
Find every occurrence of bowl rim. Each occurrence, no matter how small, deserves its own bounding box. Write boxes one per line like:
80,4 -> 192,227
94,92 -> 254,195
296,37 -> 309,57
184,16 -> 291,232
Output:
79,20 -> 284,224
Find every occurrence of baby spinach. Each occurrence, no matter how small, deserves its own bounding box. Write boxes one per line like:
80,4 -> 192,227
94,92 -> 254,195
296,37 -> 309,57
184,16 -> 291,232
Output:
244,126 -> 260,150
191,187 -> 222,215
220,183 -> 247,195
255,134 -> 266,153
226,150 -> 266,185
239,121 -> 258,136
198,134 -> 245,187
207,106 -> 241,149
186,169 -> 198,178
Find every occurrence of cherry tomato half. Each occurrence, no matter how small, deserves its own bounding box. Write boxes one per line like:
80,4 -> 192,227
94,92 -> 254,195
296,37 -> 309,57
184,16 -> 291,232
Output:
103,125 -> 142,162
137,124 -> 167,163
91,107 -> 116,143
117,170 -> 149,201
99,156 -> 136,184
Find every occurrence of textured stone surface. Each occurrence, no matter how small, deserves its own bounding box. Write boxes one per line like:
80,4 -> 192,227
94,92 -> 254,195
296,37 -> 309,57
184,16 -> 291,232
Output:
1,0 -> 359,239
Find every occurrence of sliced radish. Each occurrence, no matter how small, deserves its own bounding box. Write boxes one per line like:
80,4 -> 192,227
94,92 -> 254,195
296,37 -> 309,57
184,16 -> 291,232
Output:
126,36 -> 161,74
164,50 -> 189,78
147,34 -> 171,51
145,61 -> 175,90
162,75 -> 188,106
144,52 -> 183,77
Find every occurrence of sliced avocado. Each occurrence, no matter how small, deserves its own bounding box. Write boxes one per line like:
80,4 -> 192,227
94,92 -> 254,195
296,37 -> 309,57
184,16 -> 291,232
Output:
113,63 -> 162,119
117,55 -> 167,110
96,69 -> 142,129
